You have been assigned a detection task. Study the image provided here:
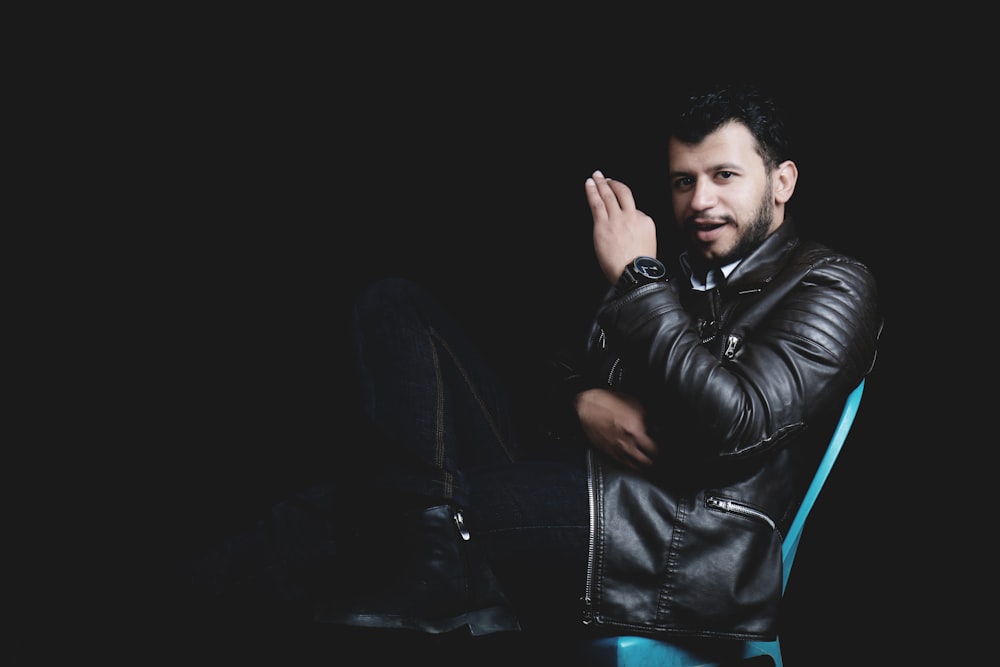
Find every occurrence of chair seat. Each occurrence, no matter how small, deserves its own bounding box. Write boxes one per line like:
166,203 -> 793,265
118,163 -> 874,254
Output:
580,634 -> 780,666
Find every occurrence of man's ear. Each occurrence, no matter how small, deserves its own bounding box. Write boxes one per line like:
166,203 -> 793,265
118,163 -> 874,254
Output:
774,160 -> 798,204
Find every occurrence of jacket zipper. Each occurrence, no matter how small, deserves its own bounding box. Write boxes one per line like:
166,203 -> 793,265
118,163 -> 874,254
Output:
606,357 -> 622,386
597,327 -> 623,389
582,449 -> 597,625
705,496 -> 775,529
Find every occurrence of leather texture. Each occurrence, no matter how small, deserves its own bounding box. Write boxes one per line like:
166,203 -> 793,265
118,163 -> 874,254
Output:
577,220 -> 882,641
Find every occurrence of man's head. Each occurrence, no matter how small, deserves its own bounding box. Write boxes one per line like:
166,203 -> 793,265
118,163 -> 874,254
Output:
666,83 -> 798,271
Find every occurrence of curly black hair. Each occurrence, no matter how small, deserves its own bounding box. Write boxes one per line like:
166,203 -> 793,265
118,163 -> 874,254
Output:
668,82 -> 791,171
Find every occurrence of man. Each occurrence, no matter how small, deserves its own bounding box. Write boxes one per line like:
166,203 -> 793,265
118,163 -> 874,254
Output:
174,83 -> 882,650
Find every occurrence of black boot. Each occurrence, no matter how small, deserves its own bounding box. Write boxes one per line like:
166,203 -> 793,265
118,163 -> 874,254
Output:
315,504 -> 520,636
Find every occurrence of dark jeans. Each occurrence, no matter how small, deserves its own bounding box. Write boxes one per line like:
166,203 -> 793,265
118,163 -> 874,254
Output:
173,277 -> 590,635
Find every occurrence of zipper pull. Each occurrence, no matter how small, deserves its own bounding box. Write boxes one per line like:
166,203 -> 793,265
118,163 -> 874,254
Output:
723,334 -> 739,359
453,508 -> 471,541
580,596 -> 595,625
707,497 -> 732,511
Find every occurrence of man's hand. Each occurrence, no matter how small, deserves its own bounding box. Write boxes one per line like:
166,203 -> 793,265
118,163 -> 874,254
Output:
585,170 -> 658,285
575,387 -> 659,471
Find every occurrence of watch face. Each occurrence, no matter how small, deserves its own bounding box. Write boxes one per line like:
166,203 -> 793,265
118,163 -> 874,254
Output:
634,256 -> 666,279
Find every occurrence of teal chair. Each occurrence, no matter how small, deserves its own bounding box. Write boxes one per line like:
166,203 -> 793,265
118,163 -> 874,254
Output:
581,379 -> 865,667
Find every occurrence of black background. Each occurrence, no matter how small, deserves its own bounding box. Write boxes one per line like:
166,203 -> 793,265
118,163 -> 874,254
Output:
100,12 -> 963,665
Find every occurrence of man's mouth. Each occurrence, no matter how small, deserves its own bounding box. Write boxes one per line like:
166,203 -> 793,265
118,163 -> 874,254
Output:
689,220 -> 728,243
692,218 -> 728,231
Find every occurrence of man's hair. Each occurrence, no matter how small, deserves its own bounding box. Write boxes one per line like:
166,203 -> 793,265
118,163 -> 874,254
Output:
668,82 -> 791,171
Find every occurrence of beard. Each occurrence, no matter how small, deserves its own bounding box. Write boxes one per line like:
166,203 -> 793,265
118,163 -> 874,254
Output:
716,192 -> 773,266
684,183 -> 775,271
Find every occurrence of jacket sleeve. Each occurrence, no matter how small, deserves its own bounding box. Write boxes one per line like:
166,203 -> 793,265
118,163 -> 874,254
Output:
594,251 -> 882,462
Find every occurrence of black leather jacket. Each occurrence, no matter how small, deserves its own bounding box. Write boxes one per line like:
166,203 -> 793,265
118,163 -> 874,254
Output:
573,221 -> 882,641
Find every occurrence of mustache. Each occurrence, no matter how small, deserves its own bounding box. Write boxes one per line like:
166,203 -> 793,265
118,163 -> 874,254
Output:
682,215 -> 733,231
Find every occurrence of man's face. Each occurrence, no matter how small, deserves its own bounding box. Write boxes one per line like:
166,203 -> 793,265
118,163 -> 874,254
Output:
668,122 -> 780,267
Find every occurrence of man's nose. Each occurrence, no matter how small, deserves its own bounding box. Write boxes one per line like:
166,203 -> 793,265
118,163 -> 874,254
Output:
690,178 -> 717,211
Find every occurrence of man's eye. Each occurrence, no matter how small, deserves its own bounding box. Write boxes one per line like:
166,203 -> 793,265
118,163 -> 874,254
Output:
717,171 -> 734,180
673,177 -> 694,189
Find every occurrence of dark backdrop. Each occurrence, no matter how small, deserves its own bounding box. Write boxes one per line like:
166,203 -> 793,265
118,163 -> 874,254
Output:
126,21 -> 939,665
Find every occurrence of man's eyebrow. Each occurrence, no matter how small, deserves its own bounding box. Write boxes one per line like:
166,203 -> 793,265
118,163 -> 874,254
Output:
670,162 -> 744,177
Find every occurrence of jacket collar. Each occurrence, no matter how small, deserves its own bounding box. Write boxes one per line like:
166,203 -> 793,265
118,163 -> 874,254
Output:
715,218 -> 801,292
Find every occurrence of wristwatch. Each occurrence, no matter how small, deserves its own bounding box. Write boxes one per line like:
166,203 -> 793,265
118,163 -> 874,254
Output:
616,256 -> 668,295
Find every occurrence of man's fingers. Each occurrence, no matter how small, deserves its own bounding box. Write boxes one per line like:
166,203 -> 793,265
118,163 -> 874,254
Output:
587,171 -> 621,216
606,178 -> 635,212
594,171 -> 621,210
589,170 -> 637,212
585,174 -> 610,221
629,443 -> 655,468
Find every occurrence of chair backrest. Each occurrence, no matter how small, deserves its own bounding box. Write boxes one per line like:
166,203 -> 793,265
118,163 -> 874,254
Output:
780,378 -> 865,591
579,379 -> 867,667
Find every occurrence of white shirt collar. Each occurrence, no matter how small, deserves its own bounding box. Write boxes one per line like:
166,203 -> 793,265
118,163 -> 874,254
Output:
679,252 -> 741,291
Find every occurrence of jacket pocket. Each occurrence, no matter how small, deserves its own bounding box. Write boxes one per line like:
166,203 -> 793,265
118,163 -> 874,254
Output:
705,495 -> 775,530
